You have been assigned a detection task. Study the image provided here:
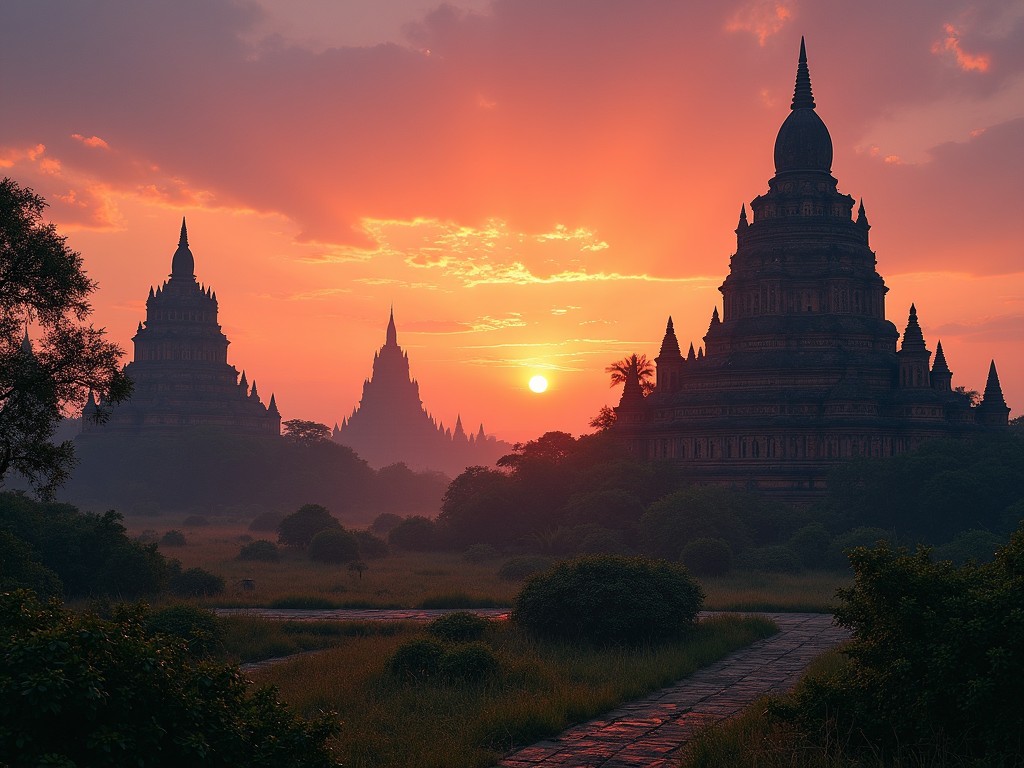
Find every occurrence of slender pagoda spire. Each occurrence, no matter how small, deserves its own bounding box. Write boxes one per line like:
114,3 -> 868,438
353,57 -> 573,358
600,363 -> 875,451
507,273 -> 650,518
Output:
658,316 -> 681,358
386,305 -> 398,347
791,36 -> 815,110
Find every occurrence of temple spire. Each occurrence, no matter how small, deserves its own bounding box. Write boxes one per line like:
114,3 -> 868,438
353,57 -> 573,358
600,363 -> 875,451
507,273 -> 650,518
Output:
658,316 -> 681,358
386,306 -> 398,347
179,217 -> 188,247
792,36 -> 815,110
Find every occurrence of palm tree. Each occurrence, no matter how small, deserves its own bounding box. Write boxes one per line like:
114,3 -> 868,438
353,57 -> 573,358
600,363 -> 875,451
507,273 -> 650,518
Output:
606,354 -> 655,396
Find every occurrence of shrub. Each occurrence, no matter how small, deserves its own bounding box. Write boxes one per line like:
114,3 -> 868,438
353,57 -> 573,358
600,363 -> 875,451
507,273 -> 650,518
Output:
370,512 -> 403,535
238,539 -> 280,562
249,510 -> 286,532
439,641 -> 499,682
933,529 -> 1003,565
680,537 -> 733,576
146,604 -> 224,657
182,515 -> 209,527
354,530 -> 389,559
387,516 -> 439,551
135,529 -> 159,544
512,555 -> 703,644
0,591 -> 339,766
745,544 -> 802,573
160,529 -> 187,547
788,523 -> 832,569
462,543 -> 499,563
307,528 -> 360,564
428,611 -> 490,642
386,637 -> 445,680
169,565 -> 224,597
785,525 -> 1024,763
497,556 -> 552,582
278,504 -> 340,549
826,526 -> 892,569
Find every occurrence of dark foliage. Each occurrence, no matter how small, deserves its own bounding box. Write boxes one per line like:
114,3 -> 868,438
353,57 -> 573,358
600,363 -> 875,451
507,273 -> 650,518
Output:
783,525 -> 1024,763
238,539 -> 280,562
370,512 -> 402,535
680,537 -> 733,576
933,529 -> 1003,565
0,492 -> 166,599
169,563 -> 224,597
0,527 -> 62,597
65,429 -> 373,518
307,528 -> 360,564
159,529 -> 186,547
742,544 -> 802,574
0,591 -> 339,767
512,555 -> 703,644
0,178 -> 130,498
278,503 -> 341,549
462,543 -> 499,563
387,515 -> 440,551
353,529 -> 389,559
497,556 -> 552,582
823,433 -> 1024,543
787,523 -> 832,569
146,603 -> 224,658
370,462 -> 450,515
439,641 -> 499,681
386,637 -> 446,680
427,611 -> 491,642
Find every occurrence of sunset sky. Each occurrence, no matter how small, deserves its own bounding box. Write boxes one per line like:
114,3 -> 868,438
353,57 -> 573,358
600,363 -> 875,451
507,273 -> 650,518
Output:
2,0 -> 1022,442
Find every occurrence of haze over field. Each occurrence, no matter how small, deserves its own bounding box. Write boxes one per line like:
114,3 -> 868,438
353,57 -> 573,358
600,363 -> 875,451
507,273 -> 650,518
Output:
2,0 -> 1021,440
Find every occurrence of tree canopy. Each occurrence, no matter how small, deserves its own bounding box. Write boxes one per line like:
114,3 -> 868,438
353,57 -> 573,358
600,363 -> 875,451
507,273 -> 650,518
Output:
0,178 -> 129,497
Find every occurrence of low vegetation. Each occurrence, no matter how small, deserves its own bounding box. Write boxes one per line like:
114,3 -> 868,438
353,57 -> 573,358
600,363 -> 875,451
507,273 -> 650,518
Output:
251,613 -> 777,768
682,522 -> 1024,767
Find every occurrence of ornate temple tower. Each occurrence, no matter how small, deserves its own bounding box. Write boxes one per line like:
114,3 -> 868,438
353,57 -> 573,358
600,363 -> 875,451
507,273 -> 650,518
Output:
615,39 -> 1010,496
334,309 -> 510,475
82,220 -> 280,436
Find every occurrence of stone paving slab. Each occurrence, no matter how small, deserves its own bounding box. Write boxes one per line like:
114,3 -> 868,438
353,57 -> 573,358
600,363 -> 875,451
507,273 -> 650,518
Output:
493,613 -> 849,768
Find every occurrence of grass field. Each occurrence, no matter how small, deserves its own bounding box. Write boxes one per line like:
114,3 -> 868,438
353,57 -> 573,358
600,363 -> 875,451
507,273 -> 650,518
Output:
248,613 -> 777,768
130,517 -> 851,612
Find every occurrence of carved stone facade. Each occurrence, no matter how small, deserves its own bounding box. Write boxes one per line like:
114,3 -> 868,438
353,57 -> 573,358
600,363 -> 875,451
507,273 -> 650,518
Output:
334,310 -> 511,476
82,221 -> 281,436
614,40 -> 1010,496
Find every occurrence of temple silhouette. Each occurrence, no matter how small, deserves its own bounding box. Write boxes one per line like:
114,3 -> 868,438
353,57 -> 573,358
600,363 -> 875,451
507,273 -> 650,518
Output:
333,309 -> 511,476
81,220 -> 281,436
614,39 -> 1010,495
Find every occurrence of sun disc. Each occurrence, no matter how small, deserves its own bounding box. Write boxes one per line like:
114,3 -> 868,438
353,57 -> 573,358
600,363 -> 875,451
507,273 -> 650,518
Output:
528,375 -> 548,393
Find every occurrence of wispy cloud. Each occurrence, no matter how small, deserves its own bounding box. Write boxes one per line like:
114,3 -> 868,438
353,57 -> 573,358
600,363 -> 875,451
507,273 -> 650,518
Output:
725,0 -> 794,46
932,22 -> 991,72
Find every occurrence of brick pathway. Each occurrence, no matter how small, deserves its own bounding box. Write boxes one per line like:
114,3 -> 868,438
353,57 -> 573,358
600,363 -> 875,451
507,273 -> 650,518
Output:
494,613 -> 849,768
220,608 -> 848,766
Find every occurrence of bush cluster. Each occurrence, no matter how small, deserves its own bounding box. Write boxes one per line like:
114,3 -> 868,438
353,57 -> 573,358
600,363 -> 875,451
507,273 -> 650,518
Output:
238,539 -> 281,562
513,555 -> 703,644
427,611 -> 491,642
784,523 -> 1024,763
497,556 -> 552,582
386,633 -> 499,684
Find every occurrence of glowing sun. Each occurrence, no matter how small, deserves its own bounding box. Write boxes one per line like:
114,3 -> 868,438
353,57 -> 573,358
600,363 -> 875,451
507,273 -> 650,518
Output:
528,375 -> 549,393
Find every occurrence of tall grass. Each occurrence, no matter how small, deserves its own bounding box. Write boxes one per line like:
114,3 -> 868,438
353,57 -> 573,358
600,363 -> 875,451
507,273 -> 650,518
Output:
220,616 -> 419,663
249,614 -> 777,768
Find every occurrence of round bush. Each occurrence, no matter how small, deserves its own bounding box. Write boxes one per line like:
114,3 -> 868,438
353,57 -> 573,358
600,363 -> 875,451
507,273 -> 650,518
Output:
428,612 -> 490,642
387,516 -> 439,551
386,637 -> 445,680
462,543 -> 499,563
440,642 -> 499,682
354,530 -> 389,559
237,539 -> 280,562
278,504 -> 340,548
370,512 -> 403,535
307,528 -> 360,564
146,604 -> 223,657
748,545 -> 802,573
160,530 -> 186,547
827,527 -> 893,569
512,555 -> 704,644
169,567 -> 224,597
934,530 -> 1003,565
497,556 -> 552,582
788,523 -> 833,569
680,537 -> 733,576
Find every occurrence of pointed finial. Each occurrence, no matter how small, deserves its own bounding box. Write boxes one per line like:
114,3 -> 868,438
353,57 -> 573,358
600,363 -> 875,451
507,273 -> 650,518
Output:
738,204 -> 748,228
268,393 -> 279,414
791,36 -> 816,110
712,306 -> 720,322
20,328 -> 32,354
909,303 -> 917,318
981,360 -> 1008,410
386,305 -> 398,346
856,198 -> 869,226
687,342 -> 696,362
179,217 -> 188,247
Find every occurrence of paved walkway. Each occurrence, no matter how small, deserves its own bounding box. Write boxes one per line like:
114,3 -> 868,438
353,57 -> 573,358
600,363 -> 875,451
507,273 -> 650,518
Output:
219,608 -> 848,766
495,613 -> 849,768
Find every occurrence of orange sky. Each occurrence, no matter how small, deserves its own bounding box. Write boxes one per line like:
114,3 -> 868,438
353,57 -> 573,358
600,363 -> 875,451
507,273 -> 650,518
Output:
2,1 -> 1022,441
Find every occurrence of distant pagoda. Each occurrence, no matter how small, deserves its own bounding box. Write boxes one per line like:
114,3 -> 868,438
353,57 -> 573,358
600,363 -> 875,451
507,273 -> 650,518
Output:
82,219 -> 280,436
334,309 -> 511,475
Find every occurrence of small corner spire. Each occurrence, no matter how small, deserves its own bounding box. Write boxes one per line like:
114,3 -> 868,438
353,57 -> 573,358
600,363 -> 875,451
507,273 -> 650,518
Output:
791,36 -> 816,111
738,204 -> 748,228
